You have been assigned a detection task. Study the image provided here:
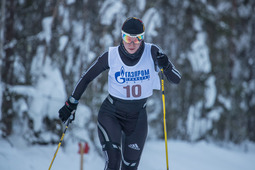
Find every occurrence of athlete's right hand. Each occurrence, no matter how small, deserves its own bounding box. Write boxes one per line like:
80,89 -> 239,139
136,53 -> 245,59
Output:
59,97 -> 78,123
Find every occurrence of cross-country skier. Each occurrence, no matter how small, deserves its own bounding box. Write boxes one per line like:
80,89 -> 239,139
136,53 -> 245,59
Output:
58,17 -> 181,170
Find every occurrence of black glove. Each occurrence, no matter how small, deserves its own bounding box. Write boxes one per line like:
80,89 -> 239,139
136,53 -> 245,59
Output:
157,52 -> 169,69
59,97 -> 78,123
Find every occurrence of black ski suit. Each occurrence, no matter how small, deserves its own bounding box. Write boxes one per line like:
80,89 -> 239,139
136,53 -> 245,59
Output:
71,41 -> 181,170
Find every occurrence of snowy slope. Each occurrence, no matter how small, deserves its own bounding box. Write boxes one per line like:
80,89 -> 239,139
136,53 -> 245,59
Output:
0,137 -> 254,170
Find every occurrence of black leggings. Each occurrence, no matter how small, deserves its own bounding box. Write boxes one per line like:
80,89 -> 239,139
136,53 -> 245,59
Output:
97,95 -> 148,170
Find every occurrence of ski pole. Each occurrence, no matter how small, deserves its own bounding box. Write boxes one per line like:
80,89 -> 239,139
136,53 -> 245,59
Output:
48,115 -> 73,170
160,68 -> 169,170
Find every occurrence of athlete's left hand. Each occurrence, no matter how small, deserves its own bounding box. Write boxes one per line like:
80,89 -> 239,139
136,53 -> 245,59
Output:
157,52 -> 169,69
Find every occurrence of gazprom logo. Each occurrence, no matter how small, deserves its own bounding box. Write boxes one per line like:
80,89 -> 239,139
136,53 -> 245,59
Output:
115,66 -> 150,84
115,66 -> 126,84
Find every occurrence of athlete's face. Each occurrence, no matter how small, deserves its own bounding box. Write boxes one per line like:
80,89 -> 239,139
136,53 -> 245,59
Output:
122,31 -> 144,54
123,39 -> 141,54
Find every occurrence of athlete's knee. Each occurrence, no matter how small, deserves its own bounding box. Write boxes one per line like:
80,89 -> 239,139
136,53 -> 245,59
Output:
121,157 -> 140,170
103,142 -> 121,170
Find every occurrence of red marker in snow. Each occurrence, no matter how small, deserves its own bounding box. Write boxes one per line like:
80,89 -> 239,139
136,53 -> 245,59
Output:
78,142 -> 90,170
78,142 -> 90,154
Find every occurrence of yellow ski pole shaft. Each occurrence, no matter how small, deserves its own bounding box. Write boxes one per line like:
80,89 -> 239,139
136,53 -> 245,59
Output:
48,116 -> 72,170
160,69 -> 169,170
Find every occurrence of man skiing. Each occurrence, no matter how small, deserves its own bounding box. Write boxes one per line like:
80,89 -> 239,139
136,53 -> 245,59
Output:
58,17 -> 181,170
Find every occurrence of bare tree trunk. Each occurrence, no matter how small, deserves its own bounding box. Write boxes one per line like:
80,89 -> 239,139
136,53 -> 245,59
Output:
1,0 -> 15,137
0,0 -> 6,120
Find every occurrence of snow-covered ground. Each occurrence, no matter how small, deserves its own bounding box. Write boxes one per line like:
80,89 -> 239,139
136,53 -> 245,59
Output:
0,136 -> 254,170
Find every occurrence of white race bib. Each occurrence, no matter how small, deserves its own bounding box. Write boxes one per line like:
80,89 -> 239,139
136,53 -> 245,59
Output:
108,43 -> 160,100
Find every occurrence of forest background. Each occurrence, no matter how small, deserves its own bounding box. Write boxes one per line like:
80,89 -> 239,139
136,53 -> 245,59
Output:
0,0 -> 254,151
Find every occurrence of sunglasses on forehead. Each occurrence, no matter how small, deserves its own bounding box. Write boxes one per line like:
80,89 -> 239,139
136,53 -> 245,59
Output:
121,31 -> 144,44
